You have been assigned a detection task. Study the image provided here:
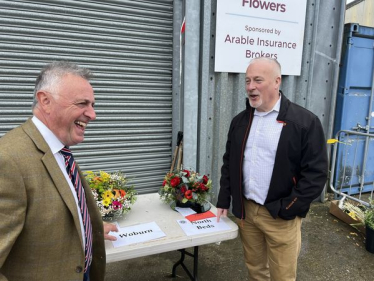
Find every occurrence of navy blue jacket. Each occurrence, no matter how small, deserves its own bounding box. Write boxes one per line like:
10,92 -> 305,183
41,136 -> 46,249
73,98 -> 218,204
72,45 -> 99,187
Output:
217,92 -> 328,220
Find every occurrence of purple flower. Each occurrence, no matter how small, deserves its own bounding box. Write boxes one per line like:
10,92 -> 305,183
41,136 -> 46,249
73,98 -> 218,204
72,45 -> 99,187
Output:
112,200 -> 122,210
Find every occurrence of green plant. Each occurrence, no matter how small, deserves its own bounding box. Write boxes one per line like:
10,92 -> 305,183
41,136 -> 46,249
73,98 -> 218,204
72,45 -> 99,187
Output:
365,206 -> 374,230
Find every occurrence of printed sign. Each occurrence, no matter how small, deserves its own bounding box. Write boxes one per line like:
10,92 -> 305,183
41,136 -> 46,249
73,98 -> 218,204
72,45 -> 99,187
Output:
185,211 -> 216,222
177,218 -> 231,236
175,207 -> 196,217
215,0 -> 307,75
110,221 -> 166,248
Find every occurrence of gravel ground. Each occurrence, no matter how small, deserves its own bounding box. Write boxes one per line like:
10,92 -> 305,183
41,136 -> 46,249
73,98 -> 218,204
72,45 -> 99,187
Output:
105,197 -> 374,281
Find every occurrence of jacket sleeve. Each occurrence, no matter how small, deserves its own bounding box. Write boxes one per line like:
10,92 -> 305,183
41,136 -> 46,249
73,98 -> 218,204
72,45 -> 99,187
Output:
216,119 -> 235,209
0,154 -> 27,281
278,116 -> 328,220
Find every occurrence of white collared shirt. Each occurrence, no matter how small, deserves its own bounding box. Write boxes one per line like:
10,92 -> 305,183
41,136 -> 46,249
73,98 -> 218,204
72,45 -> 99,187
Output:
32,116 -> 85,248
242,96 -> 283,205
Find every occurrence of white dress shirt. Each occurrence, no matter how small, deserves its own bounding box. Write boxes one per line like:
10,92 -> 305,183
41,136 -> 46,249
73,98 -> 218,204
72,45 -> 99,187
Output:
32,116 -> 85,248
243,96 -> 283,205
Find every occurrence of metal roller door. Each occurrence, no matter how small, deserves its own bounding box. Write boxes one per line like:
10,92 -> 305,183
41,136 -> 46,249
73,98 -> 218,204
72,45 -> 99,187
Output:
0,0 -> 174,193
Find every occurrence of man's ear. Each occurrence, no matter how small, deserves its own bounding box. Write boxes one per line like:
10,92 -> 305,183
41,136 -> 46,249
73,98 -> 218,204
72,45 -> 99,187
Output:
275,76 -> 281,88
36,91 -> 52,113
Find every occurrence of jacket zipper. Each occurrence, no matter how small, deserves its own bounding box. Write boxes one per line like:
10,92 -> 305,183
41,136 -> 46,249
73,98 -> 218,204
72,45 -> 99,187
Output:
239,109 -> 253,220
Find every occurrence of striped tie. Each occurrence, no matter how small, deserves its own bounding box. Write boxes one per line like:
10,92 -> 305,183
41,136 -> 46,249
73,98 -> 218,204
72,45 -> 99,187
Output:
60,146 -> 93,274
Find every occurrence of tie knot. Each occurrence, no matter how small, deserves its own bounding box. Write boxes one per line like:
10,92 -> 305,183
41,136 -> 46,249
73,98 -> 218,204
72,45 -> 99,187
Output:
60,146 -> 72,157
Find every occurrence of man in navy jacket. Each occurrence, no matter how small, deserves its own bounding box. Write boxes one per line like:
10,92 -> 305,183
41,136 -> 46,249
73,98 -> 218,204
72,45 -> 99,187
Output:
217,57 -> 328,281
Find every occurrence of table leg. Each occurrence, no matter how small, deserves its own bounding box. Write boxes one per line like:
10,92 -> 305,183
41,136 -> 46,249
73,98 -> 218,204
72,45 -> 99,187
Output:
172,246 -> 199,281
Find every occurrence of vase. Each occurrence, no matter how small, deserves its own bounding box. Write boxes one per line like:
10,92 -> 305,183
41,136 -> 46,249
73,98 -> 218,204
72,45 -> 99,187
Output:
175,200 -> 211,214
366,225 -> 374,254
102,210 -> 125,221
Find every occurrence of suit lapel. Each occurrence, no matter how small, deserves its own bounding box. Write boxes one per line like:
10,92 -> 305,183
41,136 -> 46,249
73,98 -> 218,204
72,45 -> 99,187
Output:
22,119 -> 84,246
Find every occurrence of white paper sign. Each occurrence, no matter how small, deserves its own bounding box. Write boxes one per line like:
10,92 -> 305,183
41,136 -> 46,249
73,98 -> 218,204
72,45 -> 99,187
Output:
215,0 -> 307,75
177,218 -> 231,236
110,221 -> 166,248
175,207 -> 197,217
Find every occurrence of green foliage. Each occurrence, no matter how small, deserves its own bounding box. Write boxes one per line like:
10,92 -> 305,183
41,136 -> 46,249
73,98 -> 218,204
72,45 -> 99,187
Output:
365,206 -> 374,230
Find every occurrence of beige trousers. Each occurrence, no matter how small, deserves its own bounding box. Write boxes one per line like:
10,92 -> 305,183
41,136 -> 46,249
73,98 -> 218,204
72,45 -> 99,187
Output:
237,199 -> 302,281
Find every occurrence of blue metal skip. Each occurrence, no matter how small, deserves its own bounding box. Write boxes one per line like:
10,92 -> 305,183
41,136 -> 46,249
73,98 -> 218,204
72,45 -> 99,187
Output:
333,23 -> 374,196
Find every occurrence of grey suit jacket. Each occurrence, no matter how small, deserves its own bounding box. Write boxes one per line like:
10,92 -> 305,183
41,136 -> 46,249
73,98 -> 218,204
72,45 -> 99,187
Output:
0,119 -> 105,281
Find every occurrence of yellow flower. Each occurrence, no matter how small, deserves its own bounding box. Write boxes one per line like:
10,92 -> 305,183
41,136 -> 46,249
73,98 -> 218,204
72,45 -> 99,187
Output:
102,198 -> 111,207
347,211 -> 358,220
100,171 -> 111,182
103,190 -> 114,199
85,171 -> 95,181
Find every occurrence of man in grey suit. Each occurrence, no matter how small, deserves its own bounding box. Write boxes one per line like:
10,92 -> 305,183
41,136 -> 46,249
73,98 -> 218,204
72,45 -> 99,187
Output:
0,61 -> 117,281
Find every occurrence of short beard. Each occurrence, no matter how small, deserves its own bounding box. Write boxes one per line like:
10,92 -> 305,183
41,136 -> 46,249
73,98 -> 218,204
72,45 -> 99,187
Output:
249,98 -> 262,109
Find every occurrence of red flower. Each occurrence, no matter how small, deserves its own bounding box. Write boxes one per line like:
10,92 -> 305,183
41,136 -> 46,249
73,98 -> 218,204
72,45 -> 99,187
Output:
202,175 -> 209,184
199,183 -> 207,191
180,186 -> 187,194
183,169 -> 190,177
170,177 -> 181,187
185,190 -> 193,199
162,180 -> 167,186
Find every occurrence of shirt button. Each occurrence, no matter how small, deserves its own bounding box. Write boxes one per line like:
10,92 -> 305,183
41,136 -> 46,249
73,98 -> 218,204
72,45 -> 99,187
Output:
75,266 -> 83,273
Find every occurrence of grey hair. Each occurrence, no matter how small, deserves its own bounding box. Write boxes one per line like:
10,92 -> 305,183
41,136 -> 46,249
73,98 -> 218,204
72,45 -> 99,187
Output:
32,61 -> 92,108
248,57 -> 281,76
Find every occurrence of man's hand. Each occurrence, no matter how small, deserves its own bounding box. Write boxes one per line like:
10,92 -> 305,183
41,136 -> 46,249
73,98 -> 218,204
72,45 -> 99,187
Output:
216,208 -> 228,222
103,222 -> 118,241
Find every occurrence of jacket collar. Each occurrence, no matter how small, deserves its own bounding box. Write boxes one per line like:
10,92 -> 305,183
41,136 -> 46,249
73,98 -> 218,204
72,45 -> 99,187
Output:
22,118 -> 51,153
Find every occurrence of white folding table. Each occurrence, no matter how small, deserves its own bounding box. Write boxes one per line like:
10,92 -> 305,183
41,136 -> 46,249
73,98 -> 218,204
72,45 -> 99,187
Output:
105,193 -> 238,281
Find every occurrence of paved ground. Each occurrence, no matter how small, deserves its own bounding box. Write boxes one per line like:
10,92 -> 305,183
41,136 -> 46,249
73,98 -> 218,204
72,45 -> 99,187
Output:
105,197 -> 374,281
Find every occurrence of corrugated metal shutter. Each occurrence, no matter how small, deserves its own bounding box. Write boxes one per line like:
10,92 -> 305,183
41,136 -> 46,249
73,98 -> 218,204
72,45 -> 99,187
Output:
0,0 -> 173,193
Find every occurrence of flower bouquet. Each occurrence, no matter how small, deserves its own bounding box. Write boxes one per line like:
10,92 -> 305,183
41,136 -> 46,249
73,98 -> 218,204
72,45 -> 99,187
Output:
85,170 -> 137,221
159,169 -> 212,213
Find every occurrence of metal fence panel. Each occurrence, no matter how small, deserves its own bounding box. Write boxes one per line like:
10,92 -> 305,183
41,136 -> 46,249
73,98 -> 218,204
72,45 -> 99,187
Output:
330,130 -> 374,206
